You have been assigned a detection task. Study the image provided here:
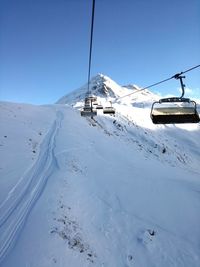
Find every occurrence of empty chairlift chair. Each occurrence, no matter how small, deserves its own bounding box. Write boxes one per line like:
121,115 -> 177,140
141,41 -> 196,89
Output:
81,97 -> 97,117
103,101 -> 116,115
96,104 -> 103,109
150,74 -> 200,124
151,97 -> 199,124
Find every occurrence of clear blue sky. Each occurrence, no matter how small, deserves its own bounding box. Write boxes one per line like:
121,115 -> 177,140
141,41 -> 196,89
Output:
0,0 -> 199,104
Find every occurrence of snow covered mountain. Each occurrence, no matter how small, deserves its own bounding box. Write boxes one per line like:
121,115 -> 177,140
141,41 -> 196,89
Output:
56,73 -> 158,107
0,75 -> 200,267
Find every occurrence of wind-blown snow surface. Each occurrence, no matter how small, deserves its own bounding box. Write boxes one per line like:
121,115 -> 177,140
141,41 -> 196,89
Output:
0,75 -> 200,267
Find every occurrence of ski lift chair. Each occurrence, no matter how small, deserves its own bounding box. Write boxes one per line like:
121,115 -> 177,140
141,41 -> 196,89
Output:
151,98 -> 199,124
103,101 -> 115,115
81,106 -> 97,117
150,74 -> 200,124
96,104 -> 103,109
103,107 -> 116,114
81,96 -> 97,117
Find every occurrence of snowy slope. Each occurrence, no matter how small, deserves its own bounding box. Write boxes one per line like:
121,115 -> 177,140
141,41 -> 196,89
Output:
0,75 -> 200,267
57,73 -> 200,171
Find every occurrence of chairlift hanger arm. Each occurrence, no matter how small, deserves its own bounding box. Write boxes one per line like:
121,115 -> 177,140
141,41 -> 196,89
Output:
171,73 -> 186,98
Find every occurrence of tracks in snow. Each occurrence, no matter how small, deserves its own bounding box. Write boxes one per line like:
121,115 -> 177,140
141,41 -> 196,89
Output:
0,111 -> 63,263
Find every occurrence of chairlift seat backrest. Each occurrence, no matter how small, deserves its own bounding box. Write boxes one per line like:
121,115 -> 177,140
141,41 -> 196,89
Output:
159,97 -> 190,103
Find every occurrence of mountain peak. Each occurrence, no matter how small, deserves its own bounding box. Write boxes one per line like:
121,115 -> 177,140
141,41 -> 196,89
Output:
87,73 -> 122,98
56,74 -> 124,104
56,74 -> 158,105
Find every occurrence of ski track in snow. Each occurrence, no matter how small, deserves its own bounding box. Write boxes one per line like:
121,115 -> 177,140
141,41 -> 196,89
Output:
0,110 -> 63,263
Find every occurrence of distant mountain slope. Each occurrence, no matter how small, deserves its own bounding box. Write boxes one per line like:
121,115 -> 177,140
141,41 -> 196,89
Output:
56,73 -> 200,172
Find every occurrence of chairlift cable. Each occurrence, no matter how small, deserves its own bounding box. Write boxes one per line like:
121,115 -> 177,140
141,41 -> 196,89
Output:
87,0 -> 96,95
177,64 -> 200,76
116,64 -> 200,101
81,0 -> 97,117
116,76 -> 173,101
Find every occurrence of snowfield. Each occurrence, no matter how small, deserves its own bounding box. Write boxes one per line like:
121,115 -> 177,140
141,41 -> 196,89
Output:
0,74 -> 200,267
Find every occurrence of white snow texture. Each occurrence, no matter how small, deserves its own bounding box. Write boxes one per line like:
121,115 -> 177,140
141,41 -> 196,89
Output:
0,74 -> 200,267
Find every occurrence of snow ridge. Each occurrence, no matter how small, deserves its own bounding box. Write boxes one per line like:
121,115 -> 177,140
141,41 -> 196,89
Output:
56,74 -> 149,105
